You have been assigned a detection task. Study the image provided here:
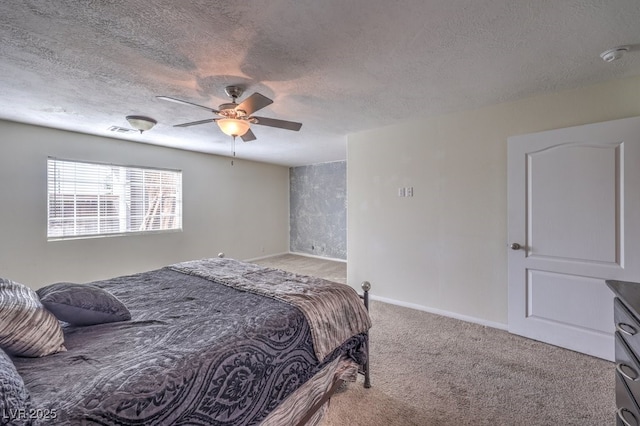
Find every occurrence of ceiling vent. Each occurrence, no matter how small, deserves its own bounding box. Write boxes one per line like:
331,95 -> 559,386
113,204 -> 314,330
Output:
107,125 -> 138,134
600,45 -> 631,62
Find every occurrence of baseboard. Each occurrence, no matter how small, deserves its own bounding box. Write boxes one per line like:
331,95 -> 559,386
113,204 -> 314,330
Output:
287,251 -> 347,263
369,294 -> 508,331
243,252 -> 290,262
245,252 -> 347,263
244,253 -> 504,331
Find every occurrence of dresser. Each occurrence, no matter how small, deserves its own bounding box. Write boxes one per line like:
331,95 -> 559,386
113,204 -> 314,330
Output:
607,280 -> 640,425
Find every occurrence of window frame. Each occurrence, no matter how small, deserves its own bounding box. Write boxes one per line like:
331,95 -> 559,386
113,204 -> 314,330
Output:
47,157 -> 183,241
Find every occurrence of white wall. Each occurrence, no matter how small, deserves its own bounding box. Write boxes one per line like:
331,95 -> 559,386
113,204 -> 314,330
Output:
347,74 -> 640,327
0,120 -> 289,288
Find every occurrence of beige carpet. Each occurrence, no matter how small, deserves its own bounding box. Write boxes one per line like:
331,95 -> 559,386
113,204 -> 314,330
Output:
252,254 -> 615,426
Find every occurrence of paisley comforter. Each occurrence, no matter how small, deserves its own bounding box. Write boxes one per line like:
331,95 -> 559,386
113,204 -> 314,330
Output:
13,259 -> 370,425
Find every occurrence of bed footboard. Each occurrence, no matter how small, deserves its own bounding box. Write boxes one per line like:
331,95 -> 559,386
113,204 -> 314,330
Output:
359,281 -> 371,389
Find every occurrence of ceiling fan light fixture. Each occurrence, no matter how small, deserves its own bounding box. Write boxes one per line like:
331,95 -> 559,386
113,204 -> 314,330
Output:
126,115 -> 157,133
217,118 -> 250,137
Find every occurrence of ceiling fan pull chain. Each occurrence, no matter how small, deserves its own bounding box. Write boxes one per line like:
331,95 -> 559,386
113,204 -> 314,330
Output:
231,136 -> 236,166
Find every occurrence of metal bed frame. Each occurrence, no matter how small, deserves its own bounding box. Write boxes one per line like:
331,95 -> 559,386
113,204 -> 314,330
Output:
295,281 -> 371,425
358,281 -> 371,389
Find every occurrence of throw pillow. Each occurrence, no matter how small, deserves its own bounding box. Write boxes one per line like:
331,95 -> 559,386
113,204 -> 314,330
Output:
37,282 -> 131,326
0,278 -> 66,357
0,348 -> 32,425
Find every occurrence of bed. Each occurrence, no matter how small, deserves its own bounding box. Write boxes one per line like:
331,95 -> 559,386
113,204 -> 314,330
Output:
0,257 -> 371,425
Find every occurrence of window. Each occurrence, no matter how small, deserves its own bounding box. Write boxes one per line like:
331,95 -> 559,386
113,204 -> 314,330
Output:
47,158 -> 182,239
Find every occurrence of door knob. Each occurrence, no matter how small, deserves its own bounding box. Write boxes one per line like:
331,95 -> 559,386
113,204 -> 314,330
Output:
510,243 -> 522,250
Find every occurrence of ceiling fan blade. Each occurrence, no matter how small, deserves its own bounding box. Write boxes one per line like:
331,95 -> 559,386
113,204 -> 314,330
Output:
241,128 -> 257,142
174,118 -> 216,127
252,116 -> 302,131
236,93 -> 273,115
157,96 -> 219,113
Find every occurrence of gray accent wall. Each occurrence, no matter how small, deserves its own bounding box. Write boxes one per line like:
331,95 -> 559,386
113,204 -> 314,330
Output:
290,161 -> 346,260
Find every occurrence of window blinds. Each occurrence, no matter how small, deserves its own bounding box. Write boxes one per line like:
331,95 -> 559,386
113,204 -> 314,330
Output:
47,158 -> 182,239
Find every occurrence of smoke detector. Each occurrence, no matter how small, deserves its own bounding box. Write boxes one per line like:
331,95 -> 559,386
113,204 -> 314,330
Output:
600,46 -> 630,62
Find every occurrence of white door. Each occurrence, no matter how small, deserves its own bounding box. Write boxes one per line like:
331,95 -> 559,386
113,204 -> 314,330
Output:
507,116 -> 640,361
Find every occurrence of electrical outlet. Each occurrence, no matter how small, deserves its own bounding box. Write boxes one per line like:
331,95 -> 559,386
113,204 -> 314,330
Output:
398,187 -> 406,197
406,186 -> 413,197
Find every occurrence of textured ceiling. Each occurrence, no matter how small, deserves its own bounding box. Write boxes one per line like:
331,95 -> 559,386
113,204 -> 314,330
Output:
1,1 -> 639,166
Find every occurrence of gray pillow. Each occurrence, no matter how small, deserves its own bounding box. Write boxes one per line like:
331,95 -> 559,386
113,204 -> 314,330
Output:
0,348 -> 32,425
0,278 -> 66,357
37,283 -> 131,326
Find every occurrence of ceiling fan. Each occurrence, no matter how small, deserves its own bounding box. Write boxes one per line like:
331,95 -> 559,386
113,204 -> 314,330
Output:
157,86 -> 302,142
